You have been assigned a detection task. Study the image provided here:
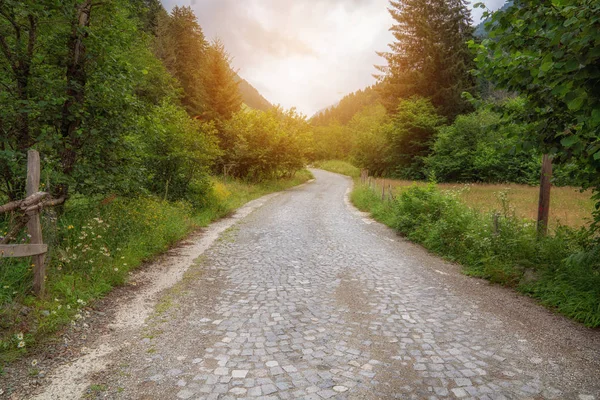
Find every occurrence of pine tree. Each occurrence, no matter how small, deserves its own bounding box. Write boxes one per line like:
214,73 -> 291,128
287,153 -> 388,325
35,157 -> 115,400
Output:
154,6 -> 207,116
202,39 -> 243,122
376,0 -> 475,120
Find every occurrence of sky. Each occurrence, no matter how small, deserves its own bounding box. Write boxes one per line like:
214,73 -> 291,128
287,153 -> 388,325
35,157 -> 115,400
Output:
161,0 -> 507,116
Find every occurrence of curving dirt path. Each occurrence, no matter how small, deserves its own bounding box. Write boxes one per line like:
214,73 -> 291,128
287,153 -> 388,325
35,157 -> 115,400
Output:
15,169 -> 600,399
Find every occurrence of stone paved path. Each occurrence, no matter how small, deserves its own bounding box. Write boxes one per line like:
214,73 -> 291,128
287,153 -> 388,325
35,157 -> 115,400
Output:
97,169 -> 600,400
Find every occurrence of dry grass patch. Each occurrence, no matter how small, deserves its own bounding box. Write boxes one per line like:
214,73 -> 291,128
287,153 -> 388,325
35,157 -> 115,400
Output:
370,178 -> 594,229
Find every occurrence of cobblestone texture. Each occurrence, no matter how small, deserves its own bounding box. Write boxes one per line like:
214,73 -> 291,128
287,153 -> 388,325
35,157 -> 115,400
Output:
100,169 -> 600,400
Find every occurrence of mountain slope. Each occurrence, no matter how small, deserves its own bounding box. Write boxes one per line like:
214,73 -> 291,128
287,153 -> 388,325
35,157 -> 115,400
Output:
311,84 -> 381,126
474,1 -> 513,38
235,75 -> 272,111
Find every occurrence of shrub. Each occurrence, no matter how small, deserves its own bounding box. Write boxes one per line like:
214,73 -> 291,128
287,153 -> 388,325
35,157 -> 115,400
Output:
426,107 -> 540,184
220,108 -> 312,180
386,97 -> 446,180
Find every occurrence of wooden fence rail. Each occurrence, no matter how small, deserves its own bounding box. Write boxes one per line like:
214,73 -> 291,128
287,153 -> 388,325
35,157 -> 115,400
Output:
0,150 -> 65,296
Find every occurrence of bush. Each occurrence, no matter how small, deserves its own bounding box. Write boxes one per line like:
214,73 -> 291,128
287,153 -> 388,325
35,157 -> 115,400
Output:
349,105 -> 392,176
386,97 -> 446,180
426,107 -> 540,184
220,107 -> 312,180
138,102 -> 220,206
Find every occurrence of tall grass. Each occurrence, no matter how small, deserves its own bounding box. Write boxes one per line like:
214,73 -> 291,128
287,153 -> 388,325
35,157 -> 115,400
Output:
352,184 -> 600,327
371,178 -> 594,230
0,170 -> 313,365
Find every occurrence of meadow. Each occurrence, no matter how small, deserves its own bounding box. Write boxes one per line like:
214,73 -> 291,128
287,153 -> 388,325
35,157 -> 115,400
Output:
370,178 -> 595,230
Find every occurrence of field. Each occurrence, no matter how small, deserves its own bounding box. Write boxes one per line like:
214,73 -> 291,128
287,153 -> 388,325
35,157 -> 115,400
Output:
369,178 -> 594,230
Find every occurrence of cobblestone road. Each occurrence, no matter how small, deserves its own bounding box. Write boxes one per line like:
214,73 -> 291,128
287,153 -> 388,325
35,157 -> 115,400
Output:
100,169 -> 600,400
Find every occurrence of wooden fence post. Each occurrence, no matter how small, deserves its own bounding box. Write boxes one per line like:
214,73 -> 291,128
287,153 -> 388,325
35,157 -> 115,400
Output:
26,150 -> 46,296
492,212 -> 500,237
537,154 -> 553,237
381,179 -> 385,201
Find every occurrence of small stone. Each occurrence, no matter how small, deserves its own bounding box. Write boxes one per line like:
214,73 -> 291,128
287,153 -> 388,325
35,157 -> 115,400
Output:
265,361 -> 279,367
248,386 -> 262,396
232,370 -> 249,378
451,388 -> 468,398
148,374 -> 164,382
454,378 -> 472,387
333,386 -> 349,393
229,387 -> 247,395
262,384 -> 278,395
214,367 -> 229,376
176,389 -> 194,399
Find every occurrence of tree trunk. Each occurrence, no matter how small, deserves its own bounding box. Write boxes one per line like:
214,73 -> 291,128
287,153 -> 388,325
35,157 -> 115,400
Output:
537,154 -> 553,237
58,0 -> 93,198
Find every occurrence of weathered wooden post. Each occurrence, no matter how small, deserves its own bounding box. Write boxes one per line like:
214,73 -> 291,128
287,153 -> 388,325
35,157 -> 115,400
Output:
537,154 -> 553,236
26,150 -> 46,296
381,179 -> 386,201
492,212 -> 500,237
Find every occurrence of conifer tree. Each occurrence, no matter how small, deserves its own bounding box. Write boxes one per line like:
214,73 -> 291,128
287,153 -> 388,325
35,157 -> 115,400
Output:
202,39 -> 243,122
377,0 -> 475,120
154,6 -> 207,116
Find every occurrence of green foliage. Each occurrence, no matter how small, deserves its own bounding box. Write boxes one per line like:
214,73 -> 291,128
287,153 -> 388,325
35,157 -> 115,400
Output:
135,102 -> 219,206
312,85 -> 381,126
202,39 -> 243,121
349,105 -> 392,176
377,0 -> 475,119
426,106 -> 540,184
0,0 -> 310,368
471,0 -> 600,228
220,108 -> 312,180
310,122 -> 353,161
311,160 -> 360,179
386,97 -> 446,179
154,5 -> 207,116
351,183 -> 600,327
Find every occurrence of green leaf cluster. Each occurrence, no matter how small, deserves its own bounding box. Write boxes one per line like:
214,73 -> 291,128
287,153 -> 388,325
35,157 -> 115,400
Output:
471,0 -> 600,227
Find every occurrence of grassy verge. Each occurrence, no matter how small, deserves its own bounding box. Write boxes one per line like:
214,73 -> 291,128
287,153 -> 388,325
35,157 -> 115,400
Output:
0,169 -> 312,366
352,183 -> 600,327
312,160 -> 360,178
